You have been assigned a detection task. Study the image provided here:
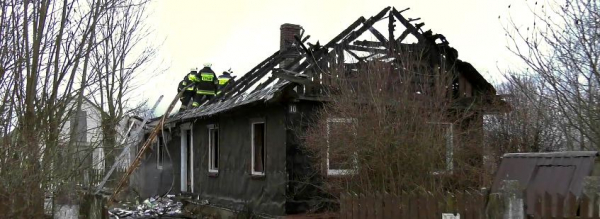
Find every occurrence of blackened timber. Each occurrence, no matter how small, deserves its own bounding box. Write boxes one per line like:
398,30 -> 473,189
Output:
216,51 -> 286,101
341,7 -> 391,45
354,40 -> 385,47
231,49 -> 298,97
253,50 -> 307,91
224,54 -> 288,99
388,10 -> 396,53
323,17 -> 366,48
209,50 -> 281,103
291,15 -> 370,74
335,45 -> 344,65
396,29 -> 411,43
292,8 -> 385,74
346,45 -> 388,54
272,69 -> 315,86
367,27 -> 388,46
345,49 -> 365,63
391,8 -> 425,42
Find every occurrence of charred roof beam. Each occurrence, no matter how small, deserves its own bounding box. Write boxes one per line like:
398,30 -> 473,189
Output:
391,7 -> 426,43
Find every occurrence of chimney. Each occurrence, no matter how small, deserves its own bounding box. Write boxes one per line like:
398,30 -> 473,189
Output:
280,23 -> 302,69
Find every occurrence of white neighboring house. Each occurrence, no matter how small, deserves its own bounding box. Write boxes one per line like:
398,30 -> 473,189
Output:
60,98 -> 143,173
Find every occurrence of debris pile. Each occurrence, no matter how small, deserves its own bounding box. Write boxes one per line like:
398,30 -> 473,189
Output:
109,195 -> 184,218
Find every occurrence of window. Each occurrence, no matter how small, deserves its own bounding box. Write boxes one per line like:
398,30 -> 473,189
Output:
326,118 -> 358,176
251,120 -> 266,175
208,124 -> 219,173
156,135 -> 165,169
428,122 -> 454,174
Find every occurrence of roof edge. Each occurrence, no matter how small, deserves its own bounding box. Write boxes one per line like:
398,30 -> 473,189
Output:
503,151 -> 599,158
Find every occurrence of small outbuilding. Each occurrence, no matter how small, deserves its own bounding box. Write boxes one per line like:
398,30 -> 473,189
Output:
491,151 -> 600,215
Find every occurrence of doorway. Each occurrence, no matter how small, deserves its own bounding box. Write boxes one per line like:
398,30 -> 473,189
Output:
180,124 -> 193,192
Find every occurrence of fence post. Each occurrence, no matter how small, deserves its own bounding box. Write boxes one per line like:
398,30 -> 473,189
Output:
583,176 -> 600,218
494,180 -> 524,219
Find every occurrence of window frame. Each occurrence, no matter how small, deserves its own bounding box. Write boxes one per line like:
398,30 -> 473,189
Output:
250,119 -> 266,176
427,122 -> 454,174
207,124 -> 219,174
326,117 -> 358,176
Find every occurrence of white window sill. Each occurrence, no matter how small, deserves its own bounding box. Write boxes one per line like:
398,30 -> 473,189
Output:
327,169 -> 357,176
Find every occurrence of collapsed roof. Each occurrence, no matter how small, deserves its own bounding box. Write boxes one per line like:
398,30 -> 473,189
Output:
170,6 -> 496,122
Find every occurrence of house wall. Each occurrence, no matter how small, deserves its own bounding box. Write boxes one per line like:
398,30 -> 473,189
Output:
139,103 -> 289,216
285,100 -> 327,214
192,103 -> 288,216
134,131 -> 179,198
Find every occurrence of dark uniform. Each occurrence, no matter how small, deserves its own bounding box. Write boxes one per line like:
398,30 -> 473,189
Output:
217,71 -> 234,94
192,66 -> 218,107
178,70 -> 199,111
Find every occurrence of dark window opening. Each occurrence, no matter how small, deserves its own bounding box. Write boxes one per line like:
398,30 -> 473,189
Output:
209,126 -> 219,172
252,122 -> 265,175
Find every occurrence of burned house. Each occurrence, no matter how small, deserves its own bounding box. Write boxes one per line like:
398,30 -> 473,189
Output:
135,7 -> 500,217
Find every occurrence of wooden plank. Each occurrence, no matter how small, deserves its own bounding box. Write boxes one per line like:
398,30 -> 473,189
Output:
368,26 -> 389,46
534,193 -> 543,218
396,29 -> 411,43
401,192 -> 410,219
388,10 -> 395,52
382,193 -> 393,219
352,193 -> 359,219
582,194 -> 591,219
556,193 -> 565,219
341,7 -> 391,46
490,193 -> 506,219
456,191 -> 465,219
290,15 -> 367,74
394,193 -> 403,218
374,193 -> 383,219
346,44 -> 388,54
410,193 -> 419,219
566,192 -> 577,218
464,191 -> 472,219
544,192 -> 553,218
340,193 -> 348,219
366,193 -> 375,219
431,192 -> 441,219
390,8 -> 425,42
272,69 -> 314,85
209,50 -> 280,103
593,193 -> 600,219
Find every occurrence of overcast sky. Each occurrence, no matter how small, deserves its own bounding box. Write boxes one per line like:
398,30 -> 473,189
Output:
136,0 -> 531,115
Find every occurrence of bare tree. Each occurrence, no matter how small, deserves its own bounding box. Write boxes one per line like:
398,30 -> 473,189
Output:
0,0 -> 155,216
301,53 -> 490,207
85,0 -> 156,185
484,75 -> 566,158
504,0 -> 600,150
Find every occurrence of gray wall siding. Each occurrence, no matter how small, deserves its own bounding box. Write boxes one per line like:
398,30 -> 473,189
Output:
136,133 -> 181,198
192,104 -> 288,216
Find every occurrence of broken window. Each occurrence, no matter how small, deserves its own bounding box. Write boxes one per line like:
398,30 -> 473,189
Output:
326,118 -> 358,176
208,124 -> 219,173
251,120 -> 266,175
156,135 -> 165,169
428,122 -> 454,174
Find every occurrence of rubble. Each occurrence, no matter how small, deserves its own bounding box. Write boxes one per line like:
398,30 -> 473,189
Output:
109,195 -> 184,218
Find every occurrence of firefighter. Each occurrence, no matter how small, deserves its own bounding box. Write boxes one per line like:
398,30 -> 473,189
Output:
178,68 -> 199,111
192,63 -> 218,107
217,69 -> 235,94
